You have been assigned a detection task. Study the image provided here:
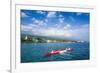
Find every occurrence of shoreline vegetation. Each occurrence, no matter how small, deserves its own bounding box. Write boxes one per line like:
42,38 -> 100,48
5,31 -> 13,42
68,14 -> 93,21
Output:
21,35 -> 85,43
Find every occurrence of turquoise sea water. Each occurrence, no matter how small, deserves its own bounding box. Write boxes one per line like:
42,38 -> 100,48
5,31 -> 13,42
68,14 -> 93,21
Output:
21,42 -> 89,63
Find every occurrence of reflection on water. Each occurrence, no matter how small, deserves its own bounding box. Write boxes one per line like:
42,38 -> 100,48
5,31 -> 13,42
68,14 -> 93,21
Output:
21,42 -> 89,63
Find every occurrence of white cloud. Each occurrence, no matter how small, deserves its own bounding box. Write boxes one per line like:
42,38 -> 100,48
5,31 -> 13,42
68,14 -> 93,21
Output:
37,21 -> 46,26
44,19 -> 48,23
76,12 -> 83,16
69,16 -> 75,22
31,17 -> 36,21
32,18 -> 46,26
76,12 -> 89,16
59,17 -> 64,23
36,11 -> 46,15
21,22 -> 89,41
82,24 -> 89,28
46,28 -> 72,37
47,11 -> 56,18
63,24 -> 71,30
58,14 -> 65,23
21,12 -> 29,17
21,23 -> 43,35
59,14 -> 63,18
21,23 -> 72,37
31,27 -> 72,37
66,24 -> 71,28
21,24 -> 33,34
70,27 -> 89,41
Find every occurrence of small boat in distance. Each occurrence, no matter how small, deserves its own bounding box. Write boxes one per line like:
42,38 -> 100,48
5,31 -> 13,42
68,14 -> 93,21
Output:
44,48 -> 73,57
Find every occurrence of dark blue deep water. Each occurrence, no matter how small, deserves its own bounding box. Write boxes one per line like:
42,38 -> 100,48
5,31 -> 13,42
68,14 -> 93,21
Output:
21,42 -> 89,63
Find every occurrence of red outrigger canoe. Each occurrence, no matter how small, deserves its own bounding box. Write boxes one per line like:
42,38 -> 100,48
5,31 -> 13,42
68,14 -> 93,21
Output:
45,48 -> 72,57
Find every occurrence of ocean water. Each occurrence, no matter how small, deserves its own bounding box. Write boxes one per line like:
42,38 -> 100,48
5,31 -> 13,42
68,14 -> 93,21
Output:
21,42 -> 89,63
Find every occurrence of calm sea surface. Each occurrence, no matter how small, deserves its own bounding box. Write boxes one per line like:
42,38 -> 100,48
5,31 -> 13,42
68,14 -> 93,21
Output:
21,42 -> 89,63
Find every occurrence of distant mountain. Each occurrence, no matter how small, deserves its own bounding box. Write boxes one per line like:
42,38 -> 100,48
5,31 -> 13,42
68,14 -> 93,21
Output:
21,34 -> 75,41
21,34 -> 84,43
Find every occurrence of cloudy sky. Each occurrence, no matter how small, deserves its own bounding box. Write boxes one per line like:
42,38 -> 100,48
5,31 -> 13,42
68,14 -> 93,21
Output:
21,10 -> 90,41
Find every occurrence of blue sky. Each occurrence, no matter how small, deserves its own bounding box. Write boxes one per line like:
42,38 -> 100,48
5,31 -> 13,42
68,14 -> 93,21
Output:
21,10 -> 90,41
